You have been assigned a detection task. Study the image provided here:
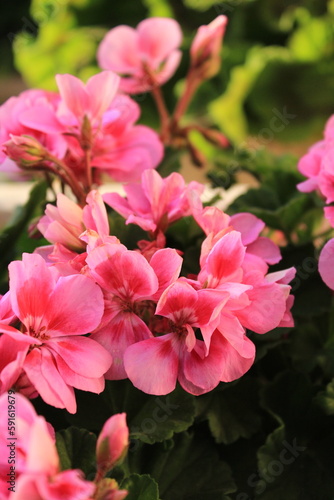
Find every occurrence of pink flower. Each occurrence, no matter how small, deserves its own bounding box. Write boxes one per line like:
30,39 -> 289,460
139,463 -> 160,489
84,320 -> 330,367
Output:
190,15 -> 228,79
0,89 -> 66,176
19,75 -> 163,183
0,393 -> 96,500
0,253 -> 112,413
96,413 -> 129,474
319,238 -> 334,290
38,190 -> 110,252
124,281 -> 229,395
98,18 -> 182,94
104,170 -> 204,236
87,243 -> 181,380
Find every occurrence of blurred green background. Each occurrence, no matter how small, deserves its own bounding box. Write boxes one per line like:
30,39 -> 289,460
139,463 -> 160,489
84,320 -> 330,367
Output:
1,0 -> 334,154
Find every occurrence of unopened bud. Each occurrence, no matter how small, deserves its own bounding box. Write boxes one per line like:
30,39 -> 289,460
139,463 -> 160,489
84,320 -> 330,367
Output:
3,134 -> 47,167
190,15 -> 228,80
96,413 -> 129,476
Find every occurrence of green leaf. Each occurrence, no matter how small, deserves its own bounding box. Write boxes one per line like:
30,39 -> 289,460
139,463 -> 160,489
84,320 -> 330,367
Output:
121,474 -> 159,500
134,433 -> 236,500
196,379 -> 262,444
128,385 -> 196,445
56,426 -> 97,477
315,378 -> 334,415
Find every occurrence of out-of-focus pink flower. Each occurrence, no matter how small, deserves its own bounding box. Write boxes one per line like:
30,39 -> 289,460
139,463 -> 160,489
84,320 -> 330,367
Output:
19,77 -> 163,184
319,238 -> 334,290
98,18 -> 182,94
0,89 -> 66,177
3,135 -> 47,167
104,170 -> 204,236
96,413 -> 129,474
0,253 -> 112,413
190,15 -> 228,79
0,393 -> 96,500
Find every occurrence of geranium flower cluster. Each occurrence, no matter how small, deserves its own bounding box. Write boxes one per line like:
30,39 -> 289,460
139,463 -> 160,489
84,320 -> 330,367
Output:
0,169 -> 295,413
0,393 -> 129,500
297,115 -> 334,289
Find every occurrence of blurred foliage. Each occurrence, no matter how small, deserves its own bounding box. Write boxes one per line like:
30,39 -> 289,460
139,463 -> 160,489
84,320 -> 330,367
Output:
0,0 -> 331,146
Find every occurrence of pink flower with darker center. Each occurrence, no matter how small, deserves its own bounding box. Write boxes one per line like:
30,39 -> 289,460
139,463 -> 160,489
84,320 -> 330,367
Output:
124,280 -> 229,395
0,253 -> 112,413
98,17 -> 183,94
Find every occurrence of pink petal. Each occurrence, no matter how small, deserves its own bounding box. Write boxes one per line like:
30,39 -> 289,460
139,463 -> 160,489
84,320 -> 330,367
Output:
46,274 -> 104,336
156,50 -> 182,86
149,248 -> 183,301
0,335 -> 28,393
47,335 -> 112,377
24,348 -> 76,413
93,312 -> 152,380
86,71 -> 120,119
20,105 -> 64,133
319,238 -> 334,290
56,74 -> 89,118
98,26 -> 141,74
179,333 -> 226,395
137,18 -> 182,66
26,417 -> 59,474
36,470 -> 96,500
87,247 -> 158,301
124,334 -> 179,395
246,237 -> 281,265
52,351 -> 106,393
201,231 -> 245,286
230,213 -> 265,245
235,281 -> 287,334
156,281 -> 198,323
83,190 -> 110,236
8,253 -> 55,326
219,334 -> 255,382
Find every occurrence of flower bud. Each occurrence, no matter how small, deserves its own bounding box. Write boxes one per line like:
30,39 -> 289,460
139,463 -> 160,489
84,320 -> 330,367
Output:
190,15 -> 228,80
3,134 -> 47,167
94,479 -> 128,500
96,413 -> 129,475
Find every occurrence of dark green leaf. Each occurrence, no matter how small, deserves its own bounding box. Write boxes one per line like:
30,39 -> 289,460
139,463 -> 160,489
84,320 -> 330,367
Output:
56,426 -> 97,477
196,379 -> 262,444
121,474 -> 159,500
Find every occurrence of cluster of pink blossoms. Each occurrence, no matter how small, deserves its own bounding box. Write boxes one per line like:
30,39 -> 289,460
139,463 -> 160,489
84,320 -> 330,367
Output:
297,115 -> 334,289
0,393 -> 129,500
0,71 -> 163,199
0,169 -> 295,411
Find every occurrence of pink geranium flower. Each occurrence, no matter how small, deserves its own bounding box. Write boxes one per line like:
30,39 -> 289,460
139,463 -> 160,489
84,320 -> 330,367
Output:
38,190 -> 110,252
0,253 -> 112,413
124,280 -> 229,395
98,17 -> 183,93
104,169 -> 204,237
20,73 -> 163,184
87,242 -> 182,380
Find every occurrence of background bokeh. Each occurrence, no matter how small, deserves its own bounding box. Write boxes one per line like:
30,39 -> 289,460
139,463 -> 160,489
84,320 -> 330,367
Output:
1,0 -> 334,152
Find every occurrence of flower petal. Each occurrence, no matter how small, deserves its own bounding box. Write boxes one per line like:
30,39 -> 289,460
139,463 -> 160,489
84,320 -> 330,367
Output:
124,334 -> 179,395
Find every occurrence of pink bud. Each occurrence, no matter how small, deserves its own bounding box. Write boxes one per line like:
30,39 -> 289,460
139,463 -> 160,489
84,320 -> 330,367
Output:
96,413 -> 129,475
3,134 -> 47,166
190,15 -> 228,79
94,479 -> 128,500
